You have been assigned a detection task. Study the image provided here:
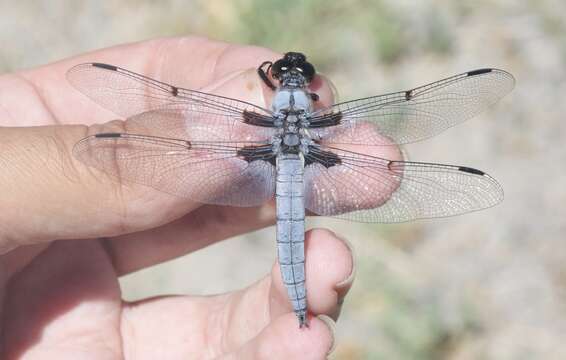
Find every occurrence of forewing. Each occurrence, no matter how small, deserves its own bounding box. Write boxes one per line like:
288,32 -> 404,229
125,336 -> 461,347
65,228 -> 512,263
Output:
73,111 -> 276,206
308,68 -> 514,146
124,104 -> 275,143
67,63 -> 276,140
304,145 -> 503,223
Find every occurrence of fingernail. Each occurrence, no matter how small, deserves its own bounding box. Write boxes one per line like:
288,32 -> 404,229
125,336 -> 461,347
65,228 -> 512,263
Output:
334,233 -> 356,292
317,314 -> 337,355
330,234 -> 356,321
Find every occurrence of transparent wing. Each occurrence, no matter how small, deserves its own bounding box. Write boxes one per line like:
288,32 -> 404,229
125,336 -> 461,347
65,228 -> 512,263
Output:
118,104 -> 274,144
73,112 -> 276,206
67,63 -> 276,141
308,68 -> 514,146
304,145 -> 503,223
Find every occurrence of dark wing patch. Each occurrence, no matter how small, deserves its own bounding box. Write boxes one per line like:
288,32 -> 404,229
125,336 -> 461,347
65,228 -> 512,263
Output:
305,146 -> 342,168
237,144 -> 276,166
243,110 -> 277,127
307,111 -> 342,128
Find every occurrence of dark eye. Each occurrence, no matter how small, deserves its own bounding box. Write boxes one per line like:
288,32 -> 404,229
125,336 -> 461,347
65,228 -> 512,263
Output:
299,62 -> 315,82
271,59 -> 290,79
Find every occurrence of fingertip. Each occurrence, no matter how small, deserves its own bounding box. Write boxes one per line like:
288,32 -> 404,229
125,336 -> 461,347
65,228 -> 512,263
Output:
310,73 -> 337,109
230,313 -> 335,360
270,228 -> 355,321
317,314 -> 337,355
306,228 -> 355,289
333,233 -> 357,290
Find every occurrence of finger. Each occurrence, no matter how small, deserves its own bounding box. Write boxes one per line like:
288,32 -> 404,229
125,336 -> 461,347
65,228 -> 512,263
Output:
269,228 -> 355,322
199,229 -> 353,344
120,297 -> 334,359
220,314 -> 335,360
2,240 -> 122,358
105,197 -> 350,278
114,226 -> 354,320
107,204 -> 275,275
116,229 -> 348,356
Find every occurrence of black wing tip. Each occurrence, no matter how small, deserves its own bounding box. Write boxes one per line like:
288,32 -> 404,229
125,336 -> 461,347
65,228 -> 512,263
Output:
466,67 -> 516,94
94,132 -> 123,138
91,63 -> 118,71
467,68 -> 493,77
458,166 -> 485,175
67,62 -> 119,80
458,166 -> 505,204
466,67 -> 514,79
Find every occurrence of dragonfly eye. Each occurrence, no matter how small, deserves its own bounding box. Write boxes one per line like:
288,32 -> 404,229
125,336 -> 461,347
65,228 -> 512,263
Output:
271,57 -> 316,84
271,59 -> 290,79
298,62 -> 315,83
284,52 -> 307,64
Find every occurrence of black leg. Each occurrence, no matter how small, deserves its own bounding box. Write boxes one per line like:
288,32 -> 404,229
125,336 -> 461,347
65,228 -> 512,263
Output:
257,61 -> 276,90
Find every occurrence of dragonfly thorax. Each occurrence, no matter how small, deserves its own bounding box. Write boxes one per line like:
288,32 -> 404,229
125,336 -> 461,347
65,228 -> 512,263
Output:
283,133 -> 300,147
271,87 -> 314,154
271,88 -> 313,114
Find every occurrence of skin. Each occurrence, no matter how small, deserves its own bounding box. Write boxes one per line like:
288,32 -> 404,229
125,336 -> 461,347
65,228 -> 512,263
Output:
0,37 -> 399,359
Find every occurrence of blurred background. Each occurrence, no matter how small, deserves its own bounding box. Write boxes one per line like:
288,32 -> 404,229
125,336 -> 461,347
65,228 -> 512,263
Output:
2,0 -> 565,358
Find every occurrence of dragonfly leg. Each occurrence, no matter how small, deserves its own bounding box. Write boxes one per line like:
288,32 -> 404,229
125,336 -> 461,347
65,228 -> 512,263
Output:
257,61 -> 276,90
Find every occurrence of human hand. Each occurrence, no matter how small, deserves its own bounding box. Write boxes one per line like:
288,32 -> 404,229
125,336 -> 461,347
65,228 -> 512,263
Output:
0,37 -> 355,359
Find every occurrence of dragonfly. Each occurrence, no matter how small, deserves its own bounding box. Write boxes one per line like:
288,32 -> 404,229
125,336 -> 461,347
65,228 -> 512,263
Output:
67,52 -> 514,327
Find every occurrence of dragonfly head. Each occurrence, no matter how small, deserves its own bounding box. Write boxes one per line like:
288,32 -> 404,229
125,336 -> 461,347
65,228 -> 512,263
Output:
271,52 -> 316,88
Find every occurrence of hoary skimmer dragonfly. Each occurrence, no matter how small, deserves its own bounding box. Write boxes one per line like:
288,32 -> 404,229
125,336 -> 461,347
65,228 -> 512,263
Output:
67,52 -> 514,327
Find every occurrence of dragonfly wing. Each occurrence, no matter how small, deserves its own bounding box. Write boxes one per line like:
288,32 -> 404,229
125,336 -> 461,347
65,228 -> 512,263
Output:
308,68 -> 514,146
124,105 -> 276,143
67,63 -> 276,138
73,111 -> 276,206
304,145 -> 503,223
